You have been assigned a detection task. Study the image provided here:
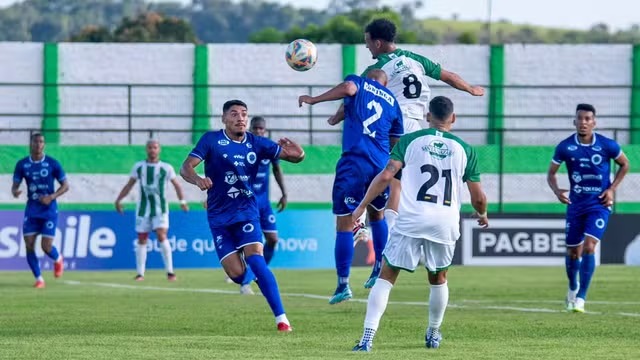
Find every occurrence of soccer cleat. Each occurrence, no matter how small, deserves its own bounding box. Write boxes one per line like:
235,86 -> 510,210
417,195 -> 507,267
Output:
364,276 -> 377,289
135,275 -> 144,281
53,257 -> 64,278
240,284 -> 255,295
353,223 -> 370,247
167,273 -> 177,282
425,327 -> 442,349
565,286 -> 579,312
573,298 -> 585,313
329,284 -> 353,305
277,322 -> 293,332
565,299 -> 575,312
33,280 -> 45,289
352,342 -> 372,352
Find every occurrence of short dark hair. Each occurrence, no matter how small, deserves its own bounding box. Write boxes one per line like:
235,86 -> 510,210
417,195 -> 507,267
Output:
576,103 -> 596,116
223,99 -> 247,113
429,96 -> 454,121
250,116 -> 265,126
365,18 -> 396,42
30,133 -> 44,141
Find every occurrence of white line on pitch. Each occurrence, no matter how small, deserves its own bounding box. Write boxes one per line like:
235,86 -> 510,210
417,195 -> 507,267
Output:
63,280 -> 640,318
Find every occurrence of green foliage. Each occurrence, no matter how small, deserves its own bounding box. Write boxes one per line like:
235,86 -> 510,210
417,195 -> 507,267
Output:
249,27 -> 284,43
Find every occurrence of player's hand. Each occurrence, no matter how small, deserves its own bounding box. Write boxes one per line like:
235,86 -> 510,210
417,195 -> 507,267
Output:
473,212 -> 489,228
196,177 -> 213,191
180,202 -> 190,212
278,137 -> 304,159
298,95 -> 315,107
599,188 -> 615,206
39,195 -> 54,206
115,201 -> 124,214
327,115 -> 340,126
277,195 -> 287,212
469,86 -> 485,96
11,189 -> 22,198
554,189 -> 571,204
352,205 -> 366,226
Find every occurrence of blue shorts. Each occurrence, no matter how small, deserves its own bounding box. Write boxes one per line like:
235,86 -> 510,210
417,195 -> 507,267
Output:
332,157 -> 388,216
565,209 -> 610,247
23,216 -> 57,238
257,197 -> 277,233
209,219 -> 263,262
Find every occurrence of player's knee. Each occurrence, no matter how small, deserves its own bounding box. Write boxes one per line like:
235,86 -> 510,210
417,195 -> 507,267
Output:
367,208 -> 384,222
566,248 -> 580,259
428,271 -> 447,285
137,233 -> 149,244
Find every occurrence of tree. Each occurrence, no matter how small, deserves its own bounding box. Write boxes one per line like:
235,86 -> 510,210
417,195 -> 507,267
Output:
457,31 -> 477,44
250,27 -> 284,43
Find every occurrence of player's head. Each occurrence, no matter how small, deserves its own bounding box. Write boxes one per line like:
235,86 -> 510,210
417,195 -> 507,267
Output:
250,116 -> 267,137
146,139 -> 160,161
222,100 -> 249,137
366,69 -> 388,86
29,133 -> 45,155
427,96 -> 456,128
364,18 -> 396,59
574,103 -> 596,137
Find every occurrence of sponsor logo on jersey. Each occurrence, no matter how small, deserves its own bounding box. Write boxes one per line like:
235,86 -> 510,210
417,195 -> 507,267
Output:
233,154 -> 245,160
571,172 -> 582,183
567,145 -> 578,151
218,139 -> 229,146
423,140 -> 452,160
593,146 -> 602,151
227,187 -> 240,198
261,159 -> 271,165
233,161 -> 245,167
573,185 -> 602,194
246,143 -> 252,149
29,184 -> 37,192
344,197 -> 356,205
223,154 -> 228,158
24,163 -> 31,168
224,171 -> 238,185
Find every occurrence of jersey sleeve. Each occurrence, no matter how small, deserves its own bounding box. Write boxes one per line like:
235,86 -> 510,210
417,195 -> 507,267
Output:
258,137 -> 282,162
53,160 -> 67,183
390,135 -> 409,165
167,164 -> 177,180
360,62 -> 383,77
403,50 -> 441,80
463,146 -> 480,182
551,144 -> 565,164
190,132 -> 212,161
129,163 -> 140,179
344,74 -> 362,94
389,103 -> 404,138
607,139 -> 623,160
12,161 -> 23,184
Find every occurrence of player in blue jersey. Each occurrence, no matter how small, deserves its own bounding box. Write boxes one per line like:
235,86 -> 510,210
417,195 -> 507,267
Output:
298,69 -> 404,304
547,104 -> 629,313
180,100 -> 305,332
11,133 -> 69,288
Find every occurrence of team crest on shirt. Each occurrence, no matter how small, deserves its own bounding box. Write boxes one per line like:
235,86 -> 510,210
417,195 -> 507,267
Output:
591,154 -> 602,165
247,152 -> 257,164
571,172 -> 582,183
423,140 -> 452,160
39,169 -> 49,177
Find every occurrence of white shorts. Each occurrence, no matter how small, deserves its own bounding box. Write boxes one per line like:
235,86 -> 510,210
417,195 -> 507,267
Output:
403,117 -> 423,133
135,214 -> 169,233
383,229 -> 456,273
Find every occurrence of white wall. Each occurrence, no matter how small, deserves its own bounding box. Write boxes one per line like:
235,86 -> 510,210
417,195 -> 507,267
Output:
0,42 -> 43,145
58,43 -> 194,145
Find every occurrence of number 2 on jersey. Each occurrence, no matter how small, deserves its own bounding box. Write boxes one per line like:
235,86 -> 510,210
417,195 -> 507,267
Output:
417,164 -> 452,206
363,100 -> 382,138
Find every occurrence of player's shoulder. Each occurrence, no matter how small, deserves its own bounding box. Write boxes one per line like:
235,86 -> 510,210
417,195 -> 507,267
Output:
43,155 -> 63,167
15,156 -> 29,166
595,132 -> 619,146
556,134 -> 577,148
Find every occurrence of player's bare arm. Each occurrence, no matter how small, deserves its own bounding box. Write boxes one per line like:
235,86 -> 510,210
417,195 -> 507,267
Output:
40,179 -> 69,206
600,151 -> 630,205
171,178 -> 189,211
298,81 -> 358,107
272,162 -> 287,212
352,159 -> 402,224
180,156 -> 213,191
277,137 -> 305,163
328,104 -> 346,126
467,181 -> 489,228
115,177 -> 137,213
546,162 -> 571,205
11,181 -> 22,198
439,69 -> 485,96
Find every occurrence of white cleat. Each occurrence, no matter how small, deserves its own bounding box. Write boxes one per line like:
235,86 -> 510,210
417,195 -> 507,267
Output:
240,284 -> 255,295
565,286 -> 579,312
573,298 -> 585,313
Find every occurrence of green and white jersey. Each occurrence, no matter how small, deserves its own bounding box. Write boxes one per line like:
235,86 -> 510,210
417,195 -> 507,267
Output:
130,161 -> 177,217
363,49 -> 441,121
390,128 -> 480,244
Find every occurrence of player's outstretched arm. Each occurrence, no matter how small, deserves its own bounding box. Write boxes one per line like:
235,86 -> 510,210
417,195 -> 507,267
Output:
467,181 -> 489,228
328,104 -> 345,126
440,69 -> 484,96
171,178 -> 189,212
600,152 -> 630,206
352,159 -> 402,223
272,162 -> 287,212
277,137 -> 305,163
298,81 -> 357,107
115,177 -> 136,213
546,162 -> 571,205
180,156 -> 212,191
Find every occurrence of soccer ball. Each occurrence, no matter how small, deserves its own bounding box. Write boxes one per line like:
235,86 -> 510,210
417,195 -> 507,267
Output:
285,39 -> 318,71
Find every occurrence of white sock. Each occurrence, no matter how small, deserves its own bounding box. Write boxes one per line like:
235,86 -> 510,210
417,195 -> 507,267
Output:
428,282 -> 449,329
136,243 -> 147,276
384,209 -> 398,230
363,278 -> 393,330
159,240 -> 174,274
275,314 -> 289,325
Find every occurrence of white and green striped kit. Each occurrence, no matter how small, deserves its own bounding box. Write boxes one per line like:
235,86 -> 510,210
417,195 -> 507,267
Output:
130,161 -> 177,217
391,128 -> 480,245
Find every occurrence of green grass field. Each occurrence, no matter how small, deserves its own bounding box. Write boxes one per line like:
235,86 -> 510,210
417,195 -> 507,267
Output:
1,266 -> 639,359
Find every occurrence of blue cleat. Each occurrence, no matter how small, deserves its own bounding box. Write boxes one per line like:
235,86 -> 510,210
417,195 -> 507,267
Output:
329,284 -> 353,305
364,262 -> 382,289
352,342 -> 372,352
425,327 -> 442,349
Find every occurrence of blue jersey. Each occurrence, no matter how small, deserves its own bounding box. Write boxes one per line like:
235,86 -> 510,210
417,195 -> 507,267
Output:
190,130 -> 281,227
342,74 -> 404,169
253,157 -> 278,203
552,133 -> 622,215
12,155 -> 67,219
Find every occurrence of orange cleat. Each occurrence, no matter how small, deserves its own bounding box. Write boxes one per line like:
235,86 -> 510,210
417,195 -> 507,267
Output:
53,257 -> 64,278
167,273 -> 177,282
277,322 -> 293,332
135,275 -> 144,281
34,280 -> 45,289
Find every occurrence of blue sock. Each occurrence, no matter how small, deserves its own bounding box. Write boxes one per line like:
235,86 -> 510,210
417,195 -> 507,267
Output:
577,253 -> 596,300
242,266 -> 255,286
565,256 -> 581,291
45,246 -> 60,262
369,219 -> 388,270
264,242 -> 276,265
26,251 -> 41,279
246,254 -> 285,317
335,231 -> 354,285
